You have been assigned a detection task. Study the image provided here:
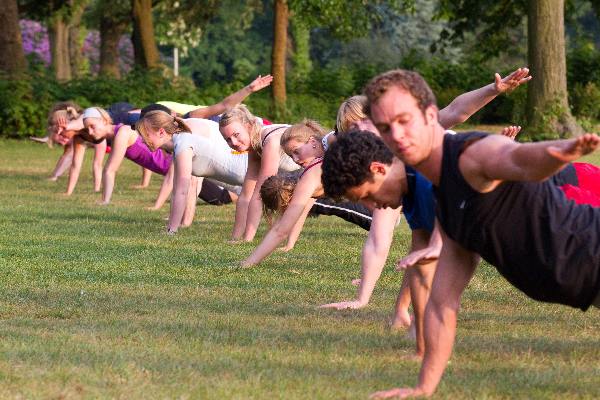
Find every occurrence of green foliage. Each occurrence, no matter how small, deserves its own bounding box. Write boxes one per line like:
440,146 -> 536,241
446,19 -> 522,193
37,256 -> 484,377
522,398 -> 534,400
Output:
571,81 -> 600,120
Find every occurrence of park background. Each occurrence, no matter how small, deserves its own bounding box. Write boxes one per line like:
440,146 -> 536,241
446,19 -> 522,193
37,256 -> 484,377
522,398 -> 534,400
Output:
0,0 -> 599,399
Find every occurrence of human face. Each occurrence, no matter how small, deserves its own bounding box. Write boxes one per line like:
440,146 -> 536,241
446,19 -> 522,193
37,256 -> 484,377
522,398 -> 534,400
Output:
142,123 -> 167,151
369,86 -> 436,166
284,138 -> 323,167
83,117 -> 110,142
345,163 -> 402,209
348,118 -> 380,137
220,121 -> 251,152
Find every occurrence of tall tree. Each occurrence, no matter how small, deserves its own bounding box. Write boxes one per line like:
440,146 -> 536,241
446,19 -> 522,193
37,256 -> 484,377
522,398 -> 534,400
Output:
86,0 -> 131,78
131,0 -> 160,69
527,0 -> 582,136
269,0 -> 413,114
435,0 -> 582,137
20,0 -> 88,81
0,0 -> 27,75
272,0 -> 289,116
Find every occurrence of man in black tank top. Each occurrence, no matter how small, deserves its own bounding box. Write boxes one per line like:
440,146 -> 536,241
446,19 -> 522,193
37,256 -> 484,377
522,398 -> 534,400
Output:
360,69 -> 600,399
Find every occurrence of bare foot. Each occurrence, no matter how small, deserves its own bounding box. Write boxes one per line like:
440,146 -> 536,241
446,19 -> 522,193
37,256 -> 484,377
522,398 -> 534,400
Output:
48,176 -> 58,182
390,310 -> 412,331
351,278 -> 361,286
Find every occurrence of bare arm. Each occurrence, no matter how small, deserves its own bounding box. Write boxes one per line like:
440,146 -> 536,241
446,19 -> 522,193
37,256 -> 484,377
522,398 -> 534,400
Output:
320,207 -> 400,309
438,67 -> 531,129
92,140 -> 107,192
149,163 -> 174,210
189,75 -> 273,119
463,133 -> 600,192
49,143 -> 74,180
65,137 -> 88,195
370,230 -> 478,399
167,148 -> 193,233
180,176 -> 200,227
100,127 -> 130,205
243,139 -> 282,241
241,168 -> 321,266
282,198 -> 315,251
231,153 -> 259,240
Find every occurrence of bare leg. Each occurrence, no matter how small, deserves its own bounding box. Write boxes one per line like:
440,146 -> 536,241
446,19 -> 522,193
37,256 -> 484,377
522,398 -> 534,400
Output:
391,274 -> 412,330
49,144 -> 73,181
133,167 -> 152,189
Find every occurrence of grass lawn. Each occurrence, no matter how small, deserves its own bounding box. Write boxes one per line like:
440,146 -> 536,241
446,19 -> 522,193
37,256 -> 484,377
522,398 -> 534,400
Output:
0,138 -> 599,399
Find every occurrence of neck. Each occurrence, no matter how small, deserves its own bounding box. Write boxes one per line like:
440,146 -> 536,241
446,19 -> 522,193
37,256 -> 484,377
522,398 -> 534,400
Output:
413,123 -> 445,186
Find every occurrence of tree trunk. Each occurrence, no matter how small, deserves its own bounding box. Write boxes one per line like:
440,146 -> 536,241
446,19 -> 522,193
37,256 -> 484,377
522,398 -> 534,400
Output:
271,0 -> 289,117
100,18 -> 127,78
526,0 -> 582,138
49,16 -> 71,81
132,0 -> 160,69
68,1 -> 87,78
0,0 -> 27,75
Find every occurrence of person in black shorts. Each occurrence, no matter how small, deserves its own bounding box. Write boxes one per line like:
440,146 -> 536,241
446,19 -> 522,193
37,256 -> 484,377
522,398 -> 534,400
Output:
326,69 -> 600,399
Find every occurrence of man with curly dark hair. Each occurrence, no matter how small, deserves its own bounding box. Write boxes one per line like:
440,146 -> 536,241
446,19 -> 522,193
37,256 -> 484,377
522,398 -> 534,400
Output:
361,69 -> 600,399
322,130 -> 440,363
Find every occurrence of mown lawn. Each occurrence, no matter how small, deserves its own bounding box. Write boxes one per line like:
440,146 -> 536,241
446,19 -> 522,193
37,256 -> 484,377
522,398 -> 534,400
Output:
0,139 -> 599,399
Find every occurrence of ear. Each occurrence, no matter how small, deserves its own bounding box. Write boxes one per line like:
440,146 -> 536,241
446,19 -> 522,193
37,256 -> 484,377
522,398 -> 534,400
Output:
425,105 -> 438,125
369,161 -> 387,177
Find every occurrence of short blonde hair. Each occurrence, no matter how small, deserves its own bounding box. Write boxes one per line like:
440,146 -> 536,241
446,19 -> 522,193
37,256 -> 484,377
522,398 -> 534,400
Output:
336,95 -> 368,133
280,119 -> 327,151
136,110 -> 192,150
219,104 -> 262,152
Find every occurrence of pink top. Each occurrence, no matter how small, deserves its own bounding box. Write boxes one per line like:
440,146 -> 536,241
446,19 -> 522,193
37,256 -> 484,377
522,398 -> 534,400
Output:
114,124 -> 172,175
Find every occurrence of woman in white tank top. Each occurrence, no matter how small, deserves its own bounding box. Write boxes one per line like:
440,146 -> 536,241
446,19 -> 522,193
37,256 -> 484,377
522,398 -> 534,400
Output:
219,104 -> 300,242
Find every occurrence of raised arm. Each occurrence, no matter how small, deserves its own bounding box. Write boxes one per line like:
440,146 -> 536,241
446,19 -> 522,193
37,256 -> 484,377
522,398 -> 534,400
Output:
243,139 -> 282,241
100,127 -> 130,205
65,137 -> 88,195
463,133 -> 600,191
370,229 -> 478,399
241,168 -> 321,267
167,148 -> 193,233
189,75 -> 273,119
320,207 -> 400,309
438,67 -> 531,130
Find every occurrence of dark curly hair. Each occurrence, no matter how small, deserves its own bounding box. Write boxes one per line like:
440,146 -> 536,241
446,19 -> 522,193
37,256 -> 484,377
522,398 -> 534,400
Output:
322,130 -> 393,200
363,69 -> 436,117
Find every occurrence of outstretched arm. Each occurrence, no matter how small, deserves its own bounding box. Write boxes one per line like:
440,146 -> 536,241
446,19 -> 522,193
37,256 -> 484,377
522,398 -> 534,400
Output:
438,67 -> 531,130
92,140 -> 107,192
243,139 -> 282,241
167,149 -> 193,233
100,127 -> 130,205
230,153 -> 259,240
370,230 -> 478,399
320,207 -> 400,309
241,168 -> 321,267
65,137 -> 88,195
463,133 -> 600,191
189,75 -> 273,119
149,163 -> 174,210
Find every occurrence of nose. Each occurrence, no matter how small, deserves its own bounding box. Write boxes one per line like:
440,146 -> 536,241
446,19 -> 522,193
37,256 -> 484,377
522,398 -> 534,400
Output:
390,124 -> 405,143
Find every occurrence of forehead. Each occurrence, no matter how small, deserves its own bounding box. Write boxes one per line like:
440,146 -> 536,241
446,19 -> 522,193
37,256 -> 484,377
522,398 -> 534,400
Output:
370,86 -> 420,124
346,180 -> 375,200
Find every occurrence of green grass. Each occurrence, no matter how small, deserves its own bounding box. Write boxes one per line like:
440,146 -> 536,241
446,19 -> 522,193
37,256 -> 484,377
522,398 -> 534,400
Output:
0,139 -> 599,399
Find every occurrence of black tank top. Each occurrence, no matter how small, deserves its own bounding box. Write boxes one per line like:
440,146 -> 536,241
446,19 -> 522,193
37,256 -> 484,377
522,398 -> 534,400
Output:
435,131 -> 600,310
